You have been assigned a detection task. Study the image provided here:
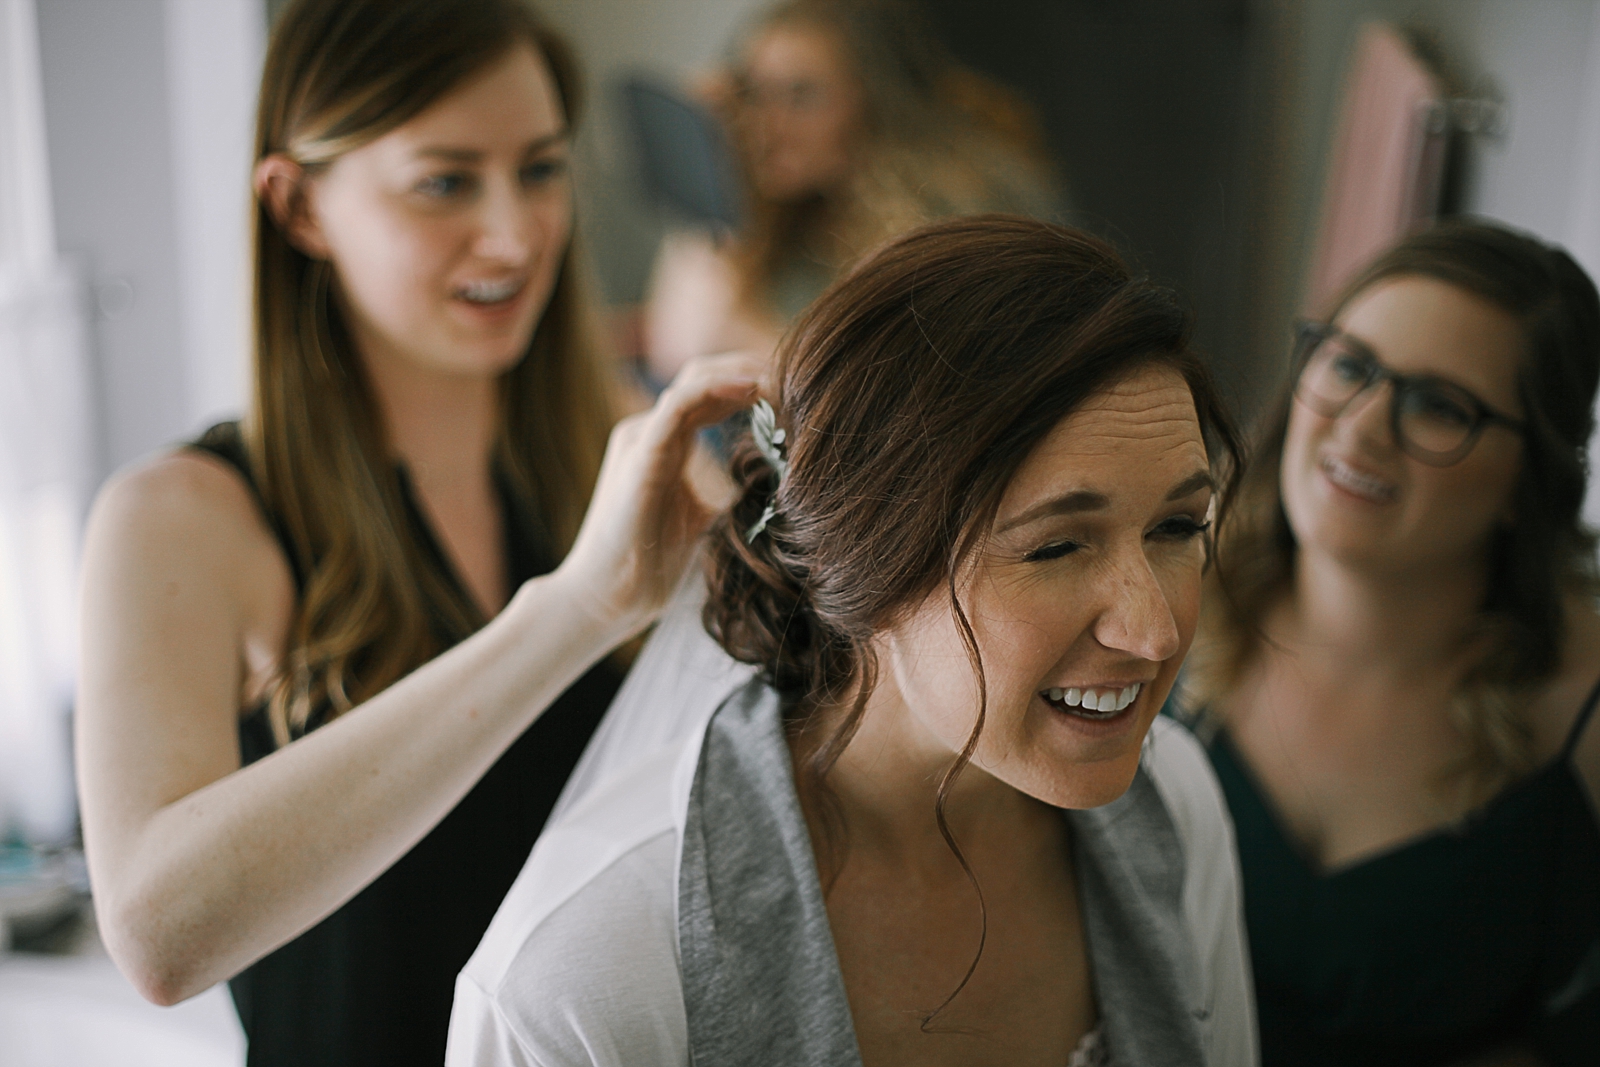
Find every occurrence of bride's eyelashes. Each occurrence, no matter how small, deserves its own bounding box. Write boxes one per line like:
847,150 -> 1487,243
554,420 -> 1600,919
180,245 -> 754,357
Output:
1023,539 -> 1084,563
1021,514 -> 1211,564
1149,515 -> 1211,542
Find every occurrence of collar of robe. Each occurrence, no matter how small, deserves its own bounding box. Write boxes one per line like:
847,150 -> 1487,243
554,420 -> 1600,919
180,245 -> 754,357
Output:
676,678 -> 1209,1066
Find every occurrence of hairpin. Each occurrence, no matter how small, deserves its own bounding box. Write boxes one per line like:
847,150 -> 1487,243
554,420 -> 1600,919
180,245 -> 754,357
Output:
745,399 -> 788,543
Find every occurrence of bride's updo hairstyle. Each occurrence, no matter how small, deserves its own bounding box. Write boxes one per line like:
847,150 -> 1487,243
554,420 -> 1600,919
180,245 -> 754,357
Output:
705,213 -> 1242,794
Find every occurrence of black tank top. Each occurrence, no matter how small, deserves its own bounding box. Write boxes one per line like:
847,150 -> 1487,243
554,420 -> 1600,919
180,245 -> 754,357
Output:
1203,681 -> 1600,1066
190,423 -> 622,1067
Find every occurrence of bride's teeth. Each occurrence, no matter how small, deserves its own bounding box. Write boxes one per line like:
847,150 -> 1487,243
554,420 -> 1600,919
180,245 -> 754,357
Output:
1049,683 -> 1144,715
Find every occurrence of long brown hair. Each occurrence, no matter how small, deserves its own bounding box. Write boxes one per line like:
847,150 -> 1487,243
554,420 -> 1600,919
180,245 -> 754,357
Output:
250,0 -> 615,742
727,0 -> 1059,317
704,214 -> 1242,1017
1192,219 -> 1600,793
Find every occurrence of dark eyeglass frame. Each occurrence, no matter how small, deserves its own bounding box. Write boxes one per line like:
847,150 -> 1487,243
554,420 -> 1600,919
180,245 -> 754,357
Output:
1291,320 -> 1524,467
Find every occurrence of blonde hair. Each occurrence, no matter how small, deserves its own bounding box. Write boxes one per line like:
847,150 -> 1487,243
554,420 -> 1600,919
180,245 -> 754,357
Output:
249,0 -> 614,742
730,0 -> 1059,315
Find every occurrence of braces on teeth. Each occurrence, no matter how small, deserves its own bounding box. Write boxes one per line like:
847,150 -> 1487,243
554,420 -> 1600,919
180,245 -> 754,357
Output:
1324,458 -> 1392,498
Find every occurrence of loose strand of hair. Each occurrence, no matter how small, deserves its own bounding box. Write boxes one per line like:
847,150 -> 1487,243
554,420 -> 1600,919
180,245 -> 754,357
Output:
919,564 -> 989,1030
805,641 -> 874,891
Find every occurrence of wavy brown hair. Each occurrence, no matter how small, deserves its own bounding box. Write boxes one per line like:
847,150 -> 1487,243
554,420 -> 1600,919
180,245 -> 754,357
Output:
249,0 -> 614,743
727,0 -> 1059,318
1190,219 -> 1600,794
703,213 -> 1242,1018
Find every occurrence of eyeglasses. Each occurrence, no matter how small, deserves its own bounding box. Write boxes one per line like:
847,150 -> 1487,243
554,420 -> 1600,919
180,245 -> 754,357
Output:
1291,320 -> 1524,467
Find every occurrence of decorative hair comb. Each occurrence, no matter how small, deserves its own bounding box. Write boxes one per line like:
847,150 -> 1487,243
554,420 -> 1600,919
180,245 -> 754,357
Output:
745,399 -> 788,543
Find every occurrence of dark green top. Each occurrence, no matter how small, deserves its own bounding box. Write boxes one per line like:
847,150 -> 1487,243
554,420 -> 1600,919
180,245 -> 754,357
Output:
191,422 -> 621,1067
1202,681 -> 1600,1066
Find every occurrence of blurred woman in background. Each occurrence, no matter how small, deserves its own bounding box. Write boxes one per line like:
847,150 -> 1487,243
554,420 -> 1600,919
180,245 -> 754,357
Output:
644,0 -> 1061,383
74,1 -> 758,1064
1185,220 -> 1600,1066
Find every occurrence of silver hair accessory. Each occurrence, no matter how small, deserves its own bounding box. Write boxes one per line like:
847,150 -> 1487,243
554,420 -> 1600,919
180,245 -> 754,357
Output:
745,399 -> 788,543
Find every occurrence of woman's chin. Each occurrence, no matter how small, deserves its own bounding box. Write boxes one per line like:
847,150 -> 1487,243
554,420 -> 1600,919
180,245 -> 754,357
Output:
436,335 -> 536,379
996,738 -> 1148,812
1031,758 -> 1144,810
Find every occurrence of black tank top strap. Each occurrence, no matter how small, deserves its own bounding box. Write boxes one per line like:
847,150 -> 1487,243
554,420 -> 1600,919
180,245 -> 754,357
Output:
200,422 -> 623,1066
188,421 -> 305,592
1561,669 -> 1600,760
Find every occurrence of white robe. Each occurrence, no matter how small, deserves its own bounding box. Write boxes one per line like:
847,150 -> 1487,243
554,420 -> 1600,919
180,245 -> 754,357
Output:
447,587 -> 1258,1067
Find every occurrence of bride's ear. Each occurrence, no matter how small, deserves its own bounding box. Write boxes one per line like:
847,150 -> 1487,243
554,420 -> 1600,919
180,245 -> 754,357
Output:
254,154 -> 331,259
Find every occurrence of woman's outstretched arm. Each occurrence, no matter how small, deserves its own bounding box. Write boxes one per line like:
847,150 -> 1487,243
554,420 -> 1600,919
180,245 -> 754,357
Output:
76,356 -> 761,1007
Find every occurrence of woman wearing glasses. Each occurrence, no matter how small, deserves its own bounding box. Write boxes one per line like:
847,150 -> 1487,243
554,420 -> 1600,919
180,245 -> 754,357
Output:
1182,220 -> 1600,1066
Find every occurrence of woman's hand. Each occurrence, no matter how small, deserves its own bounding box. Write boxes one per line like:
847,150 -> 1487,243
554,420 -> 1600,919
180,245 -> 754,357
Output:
552,352 -> 763,640
78,361 -> 752,1002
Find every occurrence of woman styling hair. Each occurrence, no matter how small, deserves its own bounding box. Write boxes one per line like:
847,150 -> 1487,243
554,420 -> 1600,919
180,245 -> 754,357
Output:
450,215 -> 1256,1066
74,2 -> 761,1064
1186,219 -> 1600,1065
643,0 -> 1060,383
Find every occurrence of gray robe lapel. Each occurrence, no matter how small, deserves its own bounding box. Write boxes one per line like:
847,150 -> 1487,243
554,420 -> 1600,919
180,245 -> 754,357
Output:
1070,767 -> 1208,1066
677,679 -> 864,1067
678,677 -> 1207,1067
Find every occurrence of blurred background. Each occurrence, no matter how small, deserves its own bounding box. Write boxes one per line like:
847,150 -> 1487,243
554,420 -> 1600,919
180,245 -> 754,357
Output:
2,0 -> 1599,1062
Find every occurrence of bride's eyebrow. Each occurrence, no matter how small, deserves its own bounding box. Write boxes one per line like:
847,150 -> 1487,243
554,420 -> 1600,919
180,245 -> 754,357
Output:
995,489 -> 1110,534
1164,469 -> 1214,502
996,468 -> 1213,535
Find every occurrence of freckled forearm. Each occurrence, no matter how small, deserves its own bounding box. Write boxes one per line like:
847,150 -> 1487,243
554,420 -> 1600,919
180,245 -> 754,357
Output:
90,569 -> 624,1002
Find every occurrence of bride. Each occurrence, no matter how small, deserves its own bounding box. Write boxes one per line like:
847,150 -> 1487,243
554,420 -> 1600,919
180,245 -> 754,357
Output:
448,215 -> 1258,1067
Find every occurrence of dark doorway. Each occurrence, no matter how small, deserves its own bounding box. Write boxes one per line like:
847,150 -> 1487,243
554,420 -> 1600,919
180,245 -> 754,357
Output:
920,0 -> 1265,408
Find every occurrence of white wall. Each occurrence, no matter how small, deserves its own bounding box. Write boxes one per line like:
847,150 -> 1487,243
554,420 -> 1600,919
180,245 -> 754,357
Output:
1448,1 -> 1600,246
0,0 -> 54,269
1563,8 -> 1600,527
36,0 -> 186,474
1568,6 -> 1600,285
165,0 -> 261,434
0,0 -> 261,843
35,0 -> 260,477
0,0 -> 94,844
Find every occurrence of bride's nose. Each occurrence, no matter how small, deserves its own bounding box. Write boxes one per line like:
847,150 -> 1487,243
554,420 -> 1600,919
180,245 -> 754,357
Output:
1090,550 -> 1181,664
